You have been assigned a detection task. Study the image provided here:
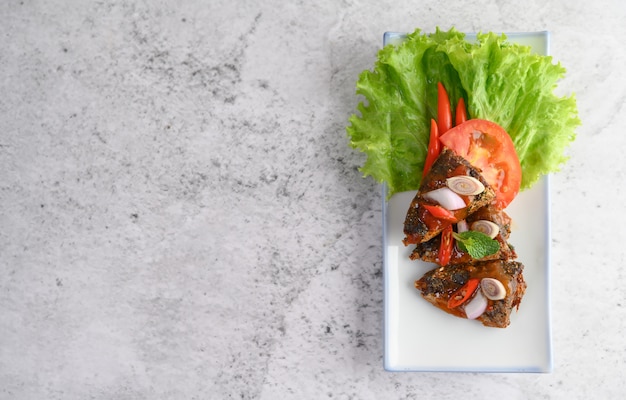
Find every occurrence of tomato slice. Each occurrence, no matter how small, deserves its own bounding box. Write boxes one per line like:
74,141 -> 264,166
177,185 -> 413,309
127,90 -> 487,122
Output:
439,119 -> 521,209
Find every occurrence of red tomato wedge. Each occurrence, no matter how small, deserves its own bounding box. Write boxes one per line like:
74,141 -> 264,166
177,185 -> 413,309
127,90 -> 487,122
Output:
439,119 -> 521,209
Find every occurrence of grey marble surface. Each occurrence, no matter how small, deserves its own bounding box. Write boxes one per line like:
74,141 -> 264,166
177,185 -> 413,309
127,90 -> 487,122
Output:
1,0 -> 625,398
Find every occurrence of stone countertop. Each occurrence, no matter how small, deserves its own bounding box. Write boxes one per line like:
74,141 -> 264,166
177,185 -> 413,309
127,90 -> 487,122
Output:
1,1 -> 624,398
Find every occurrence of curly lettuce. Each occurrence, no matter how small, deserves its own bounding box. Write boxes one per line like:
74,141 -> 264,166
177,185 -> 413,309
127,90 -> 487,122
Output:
347,27 -> 580,197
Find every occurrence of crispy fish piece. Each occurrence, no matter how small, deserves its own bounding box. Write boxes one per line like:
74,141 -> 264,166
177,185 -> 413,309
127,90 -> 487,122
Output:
414,260 -> 527,328
403,149 -> 495,245
410,205 -> 517,265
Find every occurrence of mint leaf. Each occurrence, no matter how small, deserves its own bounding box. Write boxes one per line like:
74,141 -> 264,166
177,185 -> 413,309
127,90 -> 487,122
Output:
453,231 -> 500,259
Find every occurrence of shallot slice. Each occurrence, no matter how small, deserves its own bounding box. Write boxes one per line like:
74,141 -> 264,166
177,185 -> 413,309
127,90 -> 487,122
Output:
464,289 -> 488,320
456,219 -> 469,233
480,278 -> 506,300
446,175 -> 485,196
422,187 -> 466,211
470,220 -> 500,239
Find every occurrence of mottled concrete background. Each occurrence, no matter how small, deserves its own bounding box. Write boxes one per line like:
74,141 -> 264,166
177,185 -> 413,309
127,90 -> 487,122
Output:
1,0 -> 625,399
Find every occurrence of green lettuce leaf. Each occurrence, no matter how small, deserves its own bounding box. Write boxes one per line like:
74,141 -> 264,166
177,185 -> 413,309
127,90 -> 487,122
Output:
347,27 -> 580,198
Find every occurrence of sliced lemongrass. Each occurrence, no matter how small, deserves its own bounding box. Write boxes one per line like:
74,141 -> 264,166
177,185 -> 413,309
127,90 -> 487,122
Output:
480,278 -> 506,300
470,220 -> 500,239
464,289 -> 488,319
446,175 -> 485,196
423,187 -> 465,210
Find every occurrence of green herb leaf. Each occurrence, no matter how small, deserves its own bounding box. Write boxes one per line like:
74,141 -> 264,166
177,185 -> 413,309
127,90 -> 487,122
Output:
453,231 -> 500,259
347,27 -> 580,198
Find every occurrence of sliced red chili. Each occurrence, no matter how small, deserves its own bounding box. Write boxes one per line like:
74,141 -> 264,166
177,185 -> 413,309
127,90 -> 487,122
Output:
422,204 -> 457,223
437,82 -> 452,134
455,97 -> 467,126
422,119 -> 440,176
447,278 -> 480,309
438,224 -> 453,266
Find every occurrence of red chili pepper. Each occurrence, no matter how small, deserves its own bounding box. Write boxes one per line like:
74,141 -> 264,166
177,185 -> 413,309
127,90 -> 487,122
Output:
438,224 -> 454,266
422,204 -> 457,222
422,118 -> 440,176
437,82 -> 452,134
455,97 -> 467,126
447,278 -> 480,309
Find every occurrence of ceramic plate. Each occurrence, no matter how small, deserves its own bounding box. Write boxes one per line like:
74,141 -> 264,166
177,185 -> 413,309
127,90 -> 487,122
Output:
382,31 -> 553,372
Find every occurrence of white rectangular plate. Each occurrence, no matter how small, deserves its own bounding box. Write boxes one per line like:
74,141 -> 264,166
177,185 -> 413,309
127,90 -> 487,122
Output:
383,31 -> 553,373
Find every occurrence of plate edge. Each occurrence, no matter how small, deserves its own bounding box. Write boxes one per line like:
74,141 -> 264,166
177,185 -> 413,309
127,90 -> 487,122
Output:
381,31 -> 554,373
